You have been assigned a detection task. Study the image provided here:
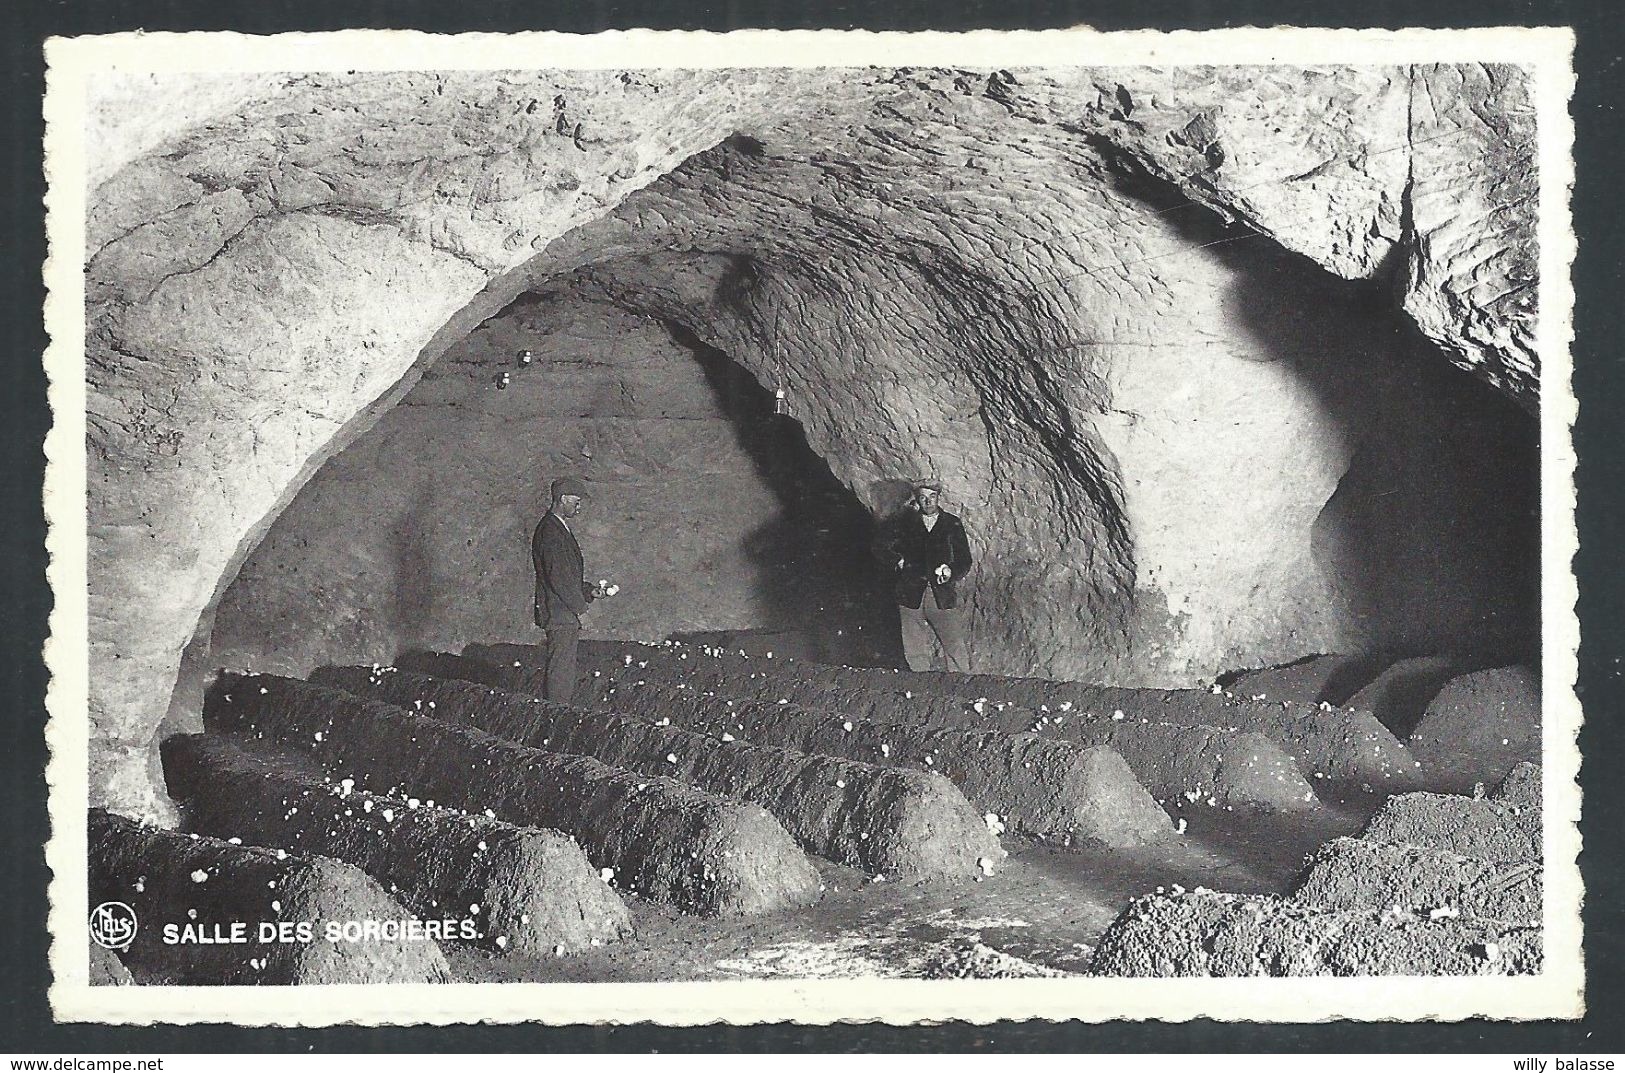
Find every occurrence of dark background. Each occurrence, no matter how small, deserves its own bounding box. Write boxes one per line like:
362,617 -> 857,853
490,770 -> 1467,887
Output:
3,0 -> 1620,1053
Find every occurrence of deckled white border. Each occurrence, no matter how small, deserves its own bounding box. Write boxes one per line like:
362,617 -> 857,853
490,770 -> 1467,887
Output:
42,25 -> 1582,1026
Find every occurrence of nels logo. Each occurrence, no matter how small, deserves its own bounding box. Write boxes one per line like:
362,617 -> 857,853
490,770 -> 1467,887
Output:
89,901 -> 138,951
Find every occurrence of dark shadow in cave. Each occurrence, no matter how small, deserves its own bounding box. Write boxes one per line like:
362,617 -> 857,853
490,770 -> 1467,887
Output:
387,485 -> 437,653
1091,144 -> 1540,670
1309,352 -> 1540,669
661,320 -> 903,666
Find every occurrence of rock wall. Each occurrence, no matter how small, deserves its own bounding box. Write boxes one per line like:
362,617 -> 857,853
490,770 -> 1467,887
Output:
209,289 -> 894,677
524,98 -> 1536,680
81,66 -> 1541,819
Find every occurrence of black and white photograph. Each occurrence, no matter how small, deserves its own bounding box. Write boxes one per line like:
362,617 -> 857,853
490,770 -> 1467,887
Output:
40,26 -> 1582,1026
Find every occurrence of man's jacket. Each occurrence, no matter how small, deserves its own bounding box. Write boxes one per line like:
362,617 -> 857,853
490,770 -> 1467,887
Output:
886,509 -> 973,610
532,512 -> 595,627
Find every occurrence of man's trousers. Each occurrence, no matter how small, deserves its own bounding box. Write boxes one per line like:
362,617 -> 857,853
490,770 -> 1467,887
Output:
543,623 -> 581,705
899,588 -> 969,672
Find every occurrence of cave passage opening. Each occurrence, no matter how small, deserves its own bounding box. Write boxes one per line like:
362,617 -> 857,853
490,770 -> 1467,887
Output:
201,281 -> 902,690
657,319 -> 904,666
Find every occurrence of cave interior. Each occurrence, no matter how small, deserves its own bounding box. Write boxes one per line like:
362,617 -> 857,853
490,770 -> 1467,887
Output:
81,63 -> 1545,982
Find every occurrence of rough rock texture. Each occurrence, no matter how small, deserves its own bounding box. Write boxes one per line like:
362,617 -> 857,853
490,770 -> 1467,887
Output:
547,66 -> 1537,692
1061,65 -> 1540,401
314,665 -> 1002,879
1291,836 -> 1541,925
1394,65 -> 1542,400
1088,890 -> 1540,976
203,672 -> 822,916
84,73 -> 302,188
1360,792 -> 1540,863
576,642 -> 1316,812
83,67 -> 1540,818
84,70 -> 805,821
161,732 -> 633,956
1344,655 -> 1463,738
89,808 -> 451,985
1407,666 -> 1541,793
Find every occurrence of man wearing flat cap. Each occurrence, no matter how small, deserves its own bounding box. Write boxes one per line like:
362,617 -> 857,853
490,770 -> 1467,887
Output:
884,479 -> 973,672
532,477 -> 610,704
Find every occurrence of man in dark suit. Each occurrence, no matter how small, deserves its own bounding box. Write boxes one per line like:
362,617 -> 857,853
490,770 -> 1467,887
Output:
532,476 -> 609,704
883,479 -> 973,672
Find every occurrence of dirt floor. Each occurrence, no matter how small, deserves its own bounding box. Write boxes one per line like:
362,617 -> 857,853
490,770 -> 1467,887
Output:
444,790 -> 1377,981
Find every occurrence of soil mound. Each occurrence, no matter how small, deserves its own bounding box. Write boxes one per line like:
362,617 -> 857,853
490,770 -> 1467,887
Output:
590,675 -> 1172,846
397,649 -> 518,690
1494,762 -> 1541,809
578,640 -> 1419,794
1291,836 -> 1540,925
458,644 -> 1172,842
204,672 -> 821,916
1089,891 -> 1540,976
315,665 -> 1001,880
162,732 -> 632,956
1344,655 -> 1461,738
1061,721 -> 1317,813
463,642 -> 553,694
89,808 -> 451,984
1359,792 -> 1539,863
575,643 -> 1318,813
1408,666 -> 1540,793
1221,654 -> 1377,705
668,628 -> 825,662
889,671 -> 1418,792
